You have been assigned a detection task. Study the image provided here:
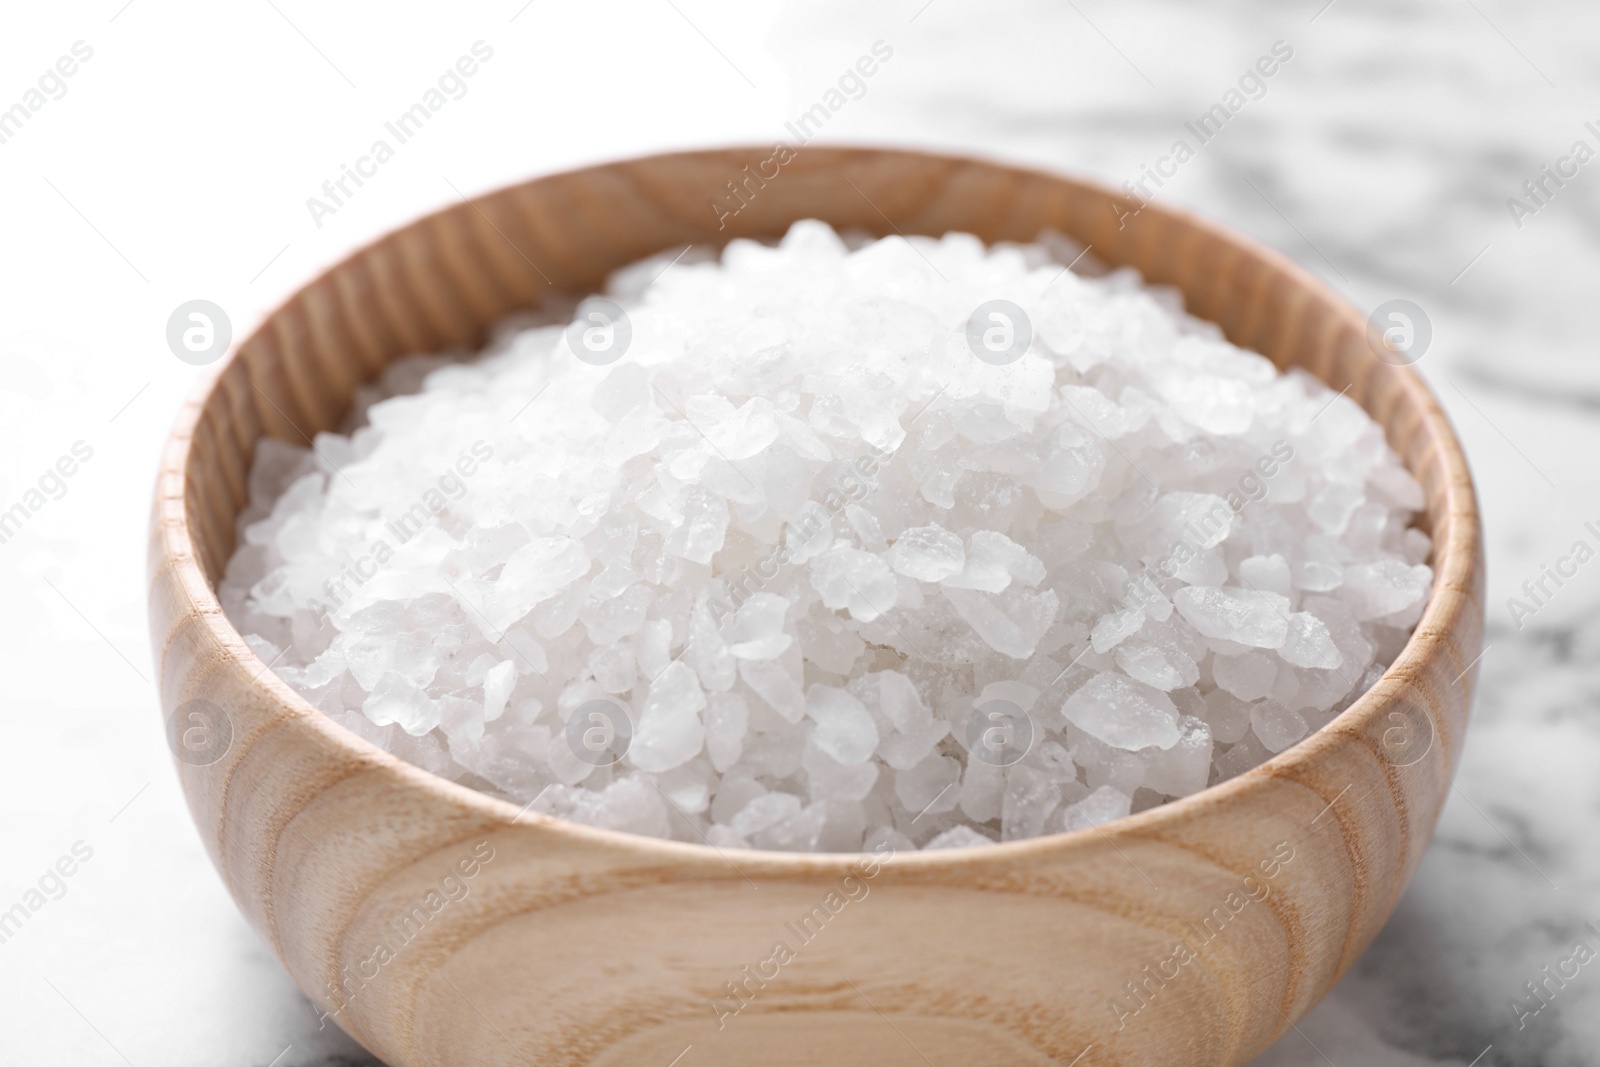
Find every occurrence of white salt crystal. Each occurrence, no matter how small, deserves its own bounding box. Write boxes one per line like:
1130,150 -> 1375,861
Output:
1212,650 -> 1278,702
895,756 -> 961,816
1281,612 -> 1344,670
481,660 -> 517,722
686,395 -> 781,460
795,613 -> 864,674
710,775 -> 766,824
222,222 -> 1430,854
845,504 -> 886,551
805,685 -> 879,765
1027,739 -> 1079,784
552,777 -> 672,838
1060,384 -> 1146,438
924,825 -> 997,850
1271,664 -> 1303,708
1201,689 -> 1253,744
887,523 -> 966,582
1342,503 -> 1390,558
725,593 -> 792,660
1369,463 -> 1425,510
866,826 -> 916,854
803,745 -> 879,801
1091,605 -> 1145,653
739,659 -> 806,724
663,487 -> 729,565
704,692 -> 748,772
957,755 -> 1004,823
580,584 -> 653,645
943,530 -> 1040,591
879,718 -> 952,770
1032,424 -> 1106,507
731,792 -> 801,838
1308,482 -> 1364,535
1238,553 -> 1292,597
1403,527 -> 1433,565
1149,493 -> 1234,551
947,586 -> 1059,659
1002,766 -> 1062,841
877,669 -> 928,732
784,502 -> 834,564
364,673 -> 441,736
1293,534 -> 1346,593
633,618 -> 673,680
1250,700 -> 1309,753
1143,716 -> 1214,797
587,642 -> 632,693
686,600 -> 738,690
659,761 -> 712,814
1172,545 -> 1229,588
1061,673 -> 1180,751
757,801 -> 831,852
704,825 -> 750,850
810,545 -> 898,622
630,661 -> 706,773
1214,733 -> 1274,780
1114,640 -> 1198,691
1062,785 -> 1134,830
1173,586 -> 1291,649
1339,559 -> 1433,621
483,536 -> 590,634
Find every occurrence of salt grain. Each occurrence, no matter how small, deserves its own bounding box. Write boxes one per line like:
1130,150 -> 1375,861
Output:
1061,673 -> 1182,752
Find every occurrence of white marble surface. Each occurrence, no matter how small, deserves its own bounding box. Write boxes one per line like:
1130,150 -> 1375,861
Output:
0,1 -> 1594,1063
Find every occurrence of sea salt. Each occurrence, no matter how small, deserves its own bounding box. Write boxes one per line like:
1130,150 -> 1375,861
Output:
219,221 -> 1432,853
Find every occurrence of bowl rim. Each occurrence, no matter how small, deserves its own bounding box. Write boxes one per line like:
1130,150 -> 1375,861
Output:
157,143 -> 1480,873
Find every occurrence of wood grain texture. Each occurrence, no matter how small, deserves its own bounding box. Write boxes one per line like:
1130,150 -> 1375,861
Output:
148,147 -> 1485,1066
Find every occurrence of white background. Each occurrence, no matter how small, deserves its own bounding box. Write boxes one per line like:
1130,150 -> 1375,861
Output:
2,1 -> 1598,1064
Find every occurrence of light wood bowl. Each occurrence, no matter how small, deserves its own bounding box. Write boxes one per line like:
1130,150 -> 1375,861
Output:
149,146 -> 1484,1066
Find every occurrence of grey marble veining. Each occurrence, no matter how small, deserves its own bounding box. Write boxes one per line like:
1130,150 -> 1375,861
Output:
1,0 -> 1596,1064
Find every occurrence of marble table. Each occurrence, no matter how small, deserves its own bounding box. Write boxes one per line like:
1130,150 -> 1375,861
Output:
1,0 -> 1594,1063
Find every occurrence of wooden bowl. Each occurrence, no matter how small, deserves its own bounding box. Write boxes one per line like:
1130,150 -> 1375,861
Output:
149,146 -> 1484,1067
